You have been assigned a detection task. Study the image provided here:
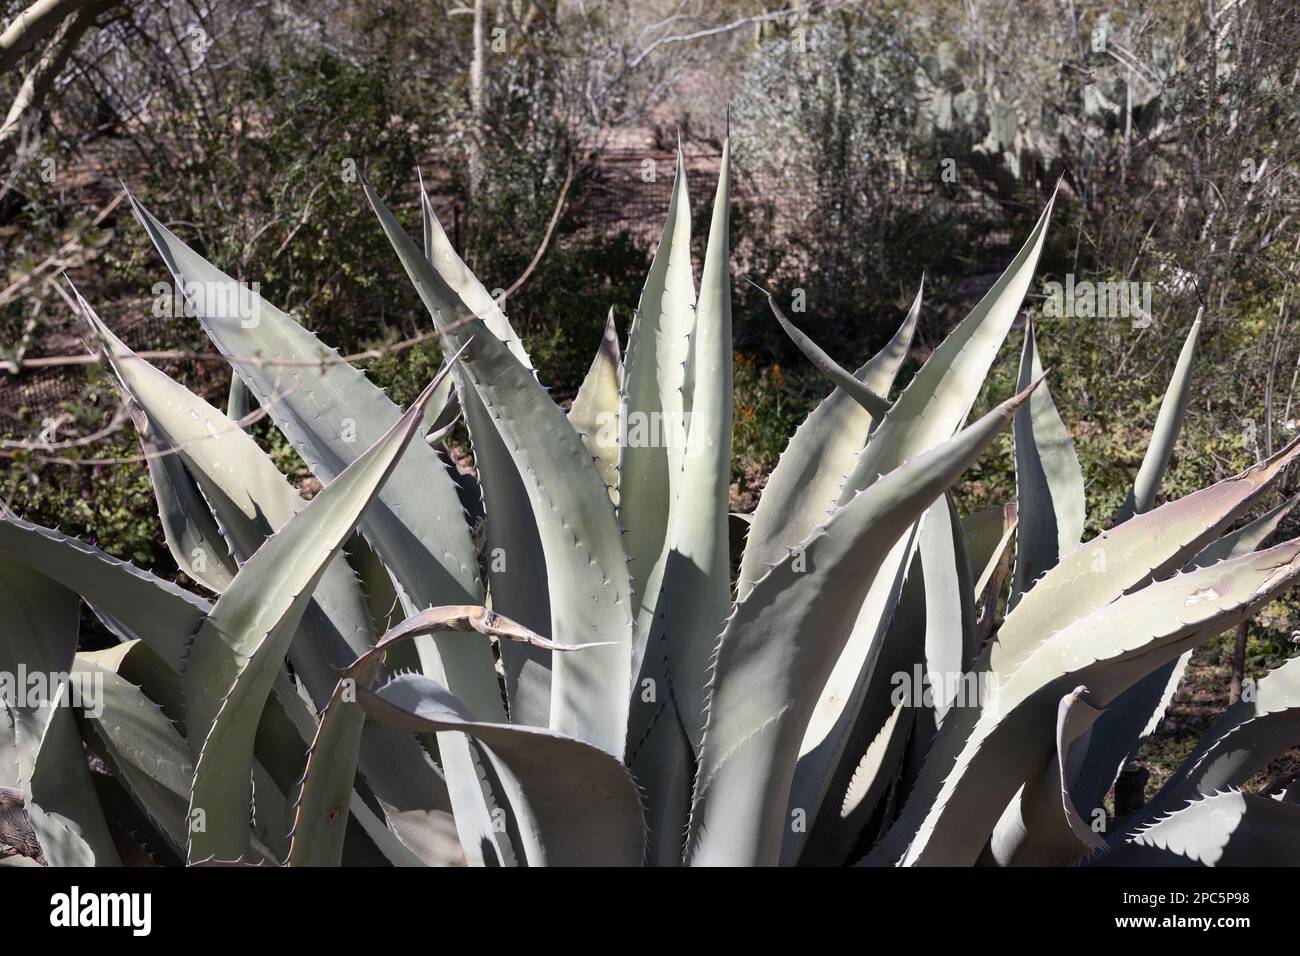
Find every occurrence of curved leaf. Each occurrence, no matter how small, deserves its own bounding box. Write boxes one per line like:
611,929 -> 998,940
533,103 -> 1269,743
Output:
0,559 -> 118,865
122,191 -> 494,716
1009,316 -> 1085,607
686,382 -> 1037,866
1115,313 -> 1201,521
1094,791 -> 1300,866
569,307 -> 622,499
287,605 -> 579,867
800,699 -> 912,867
130,406 -> 239,593
986,685 -> 1106,865
737,281 -> 921,599
76,291 -> 462,859
185,369 -> 445,862
0,516 -> 204,674
363,181 -> 634,758
71,659 -> 193,858
874,439 -> 1300,865
796,197 -> 1056,866
358,672 -> 645,867
758,285 -> 889,417
1132,654 -> 1300,828
1068,495 -> 1300,829
836,189 -> 1057,508
786,492 -> 974,866
899,537 -> 1300,866
419,176 -> 532,368
619,147 -> 696,679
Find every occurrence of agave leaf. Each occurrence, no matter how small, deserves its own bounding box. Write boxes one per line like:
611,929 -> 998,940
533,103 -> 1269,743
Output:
841,700 -> 914,841
987,685 -> 1107,865
1129,654 -> 1300,830
991,438 -> 1300,680
287,605 -> 576,867
655,141 -> 734,749
76,292 -> 372,704
790,230 -> 1048,862
1051,688 -> 1111,855
874,440 -> 1300,865
364,181 -> 634,758
185,370 -> 444,863
0,525 -> 314,810
899,537 -> 1300,866
417,178 -> 551,727
569,307 -> 622,499
923,495 -> 981,710
960,502 -> 1018,644
800,699 -> 912,867
1115,313 -> 1202,522
628,145 -> 732,862
0,712 -> 39,864
792,523 -> 919,850
1185,495 -> 1299,571
1094,791 -> 1300,866
130,406 -> 239,593
627,698 -> 693,866
797,198 -> 1056,864
76,292 -> 463,858
1067,495 -> 1300,829
686,382 -> 1037,866
836,190 -> 1057,508
366,192 -> 549,864
786,492 -> 975,865
122,192 -> 496,717
758,286 -> 890,417
0,516 -> 204,674
295,690 -> 440,866
419,176 -> 532,368
461,378 -> 552,730
346,533 -> 405,644
226,372 -> 251,426
1008,316 -> 1085,607
619,147 -> 696,676
78,640 -> 185,728
71,659 -> 193,858
0,559 -> 119,865
737,281 -> 921,600
358,671 -> 645,866
460,381 -> 552,728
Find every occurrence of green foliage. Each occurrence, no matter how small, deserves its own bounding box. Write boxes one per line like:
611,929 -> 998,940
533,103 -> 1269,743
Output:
496,233 -> 649,395
731,352 -> 805,477
2,437 -> 165,572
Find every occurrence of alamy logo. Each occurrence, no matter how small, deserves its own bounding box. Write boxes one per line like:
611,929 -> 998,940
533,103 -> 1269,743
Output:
152,279 -> 263,328
49,886 -> 151,936
594,410 -> 692,450
1,667 -> 102,718
1041,274 -> 1153,328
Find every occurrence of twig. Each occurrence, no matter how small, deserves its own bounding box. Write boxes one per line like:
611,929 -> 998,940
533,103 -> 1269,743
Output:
497,158 -> 576,304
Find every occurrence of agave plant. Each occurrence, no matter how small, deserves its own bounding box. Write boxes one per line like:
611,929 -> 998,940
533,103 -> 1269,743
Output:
2,140 -> 1299,868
